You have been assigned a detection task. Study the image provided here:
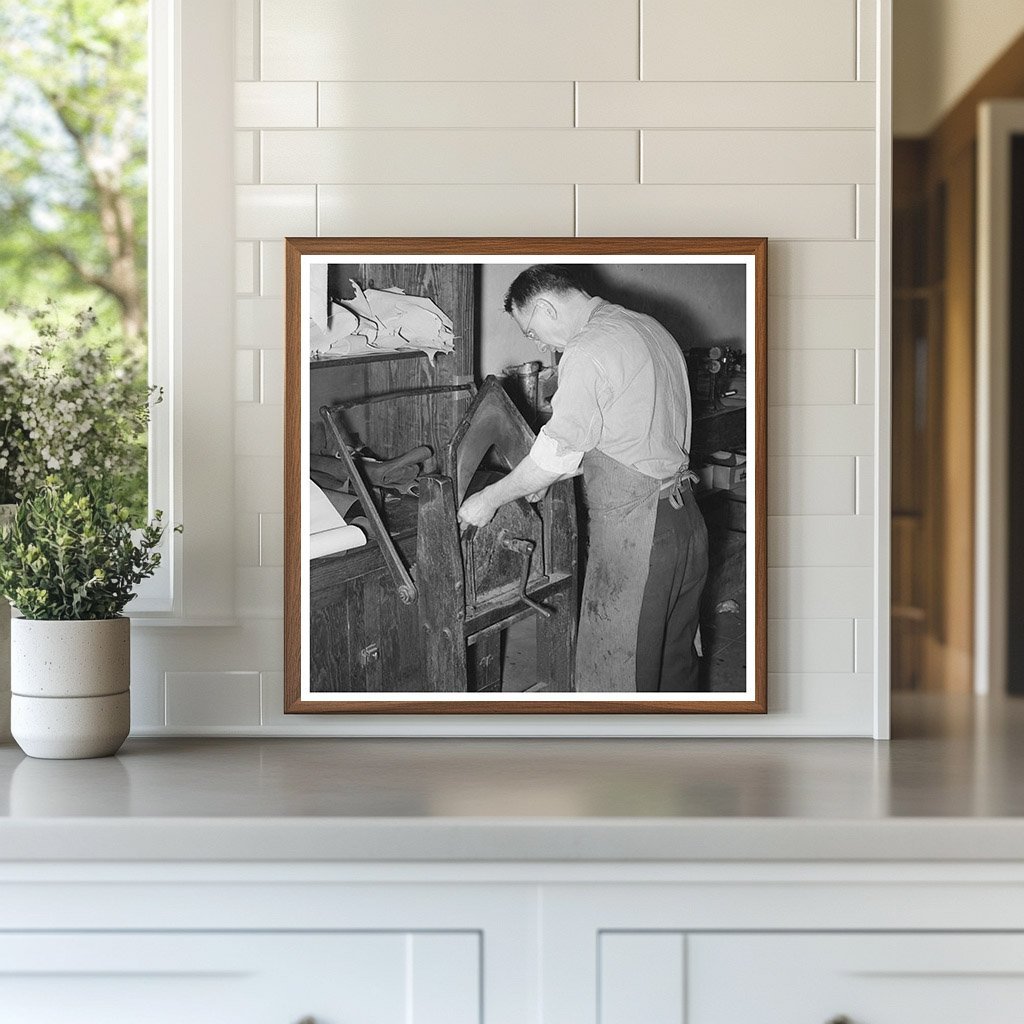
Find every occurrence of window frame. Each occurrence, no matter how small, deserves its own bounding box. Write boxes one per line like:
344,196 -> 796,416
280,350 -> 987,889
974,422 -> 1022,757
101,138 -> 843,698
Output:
128,0 -> 236,624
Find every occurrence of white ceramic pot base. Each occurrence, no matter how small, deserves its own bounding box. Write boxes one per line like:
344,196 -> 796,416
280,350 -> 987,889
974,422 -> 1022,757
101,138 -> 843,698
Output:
11,692 -> 130,760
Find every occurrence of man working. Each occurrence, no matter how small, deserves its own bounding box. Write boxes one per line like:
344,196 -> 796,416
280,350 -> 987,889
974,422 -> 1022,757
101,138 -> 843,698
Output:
457,265 -> 708,692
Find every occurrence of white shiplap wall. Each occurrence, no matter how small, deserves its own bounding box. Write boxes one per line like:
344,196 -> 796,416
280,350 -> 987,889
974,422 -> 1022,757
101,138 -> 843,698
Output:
134,0 -> 886,737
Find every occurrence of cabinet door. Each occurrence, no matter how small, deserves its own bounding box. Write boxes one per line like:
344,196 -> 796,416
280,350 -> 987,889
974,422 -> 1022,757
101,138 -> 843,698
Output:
689,933 -> 1024,1024
0,932 -> 480,1024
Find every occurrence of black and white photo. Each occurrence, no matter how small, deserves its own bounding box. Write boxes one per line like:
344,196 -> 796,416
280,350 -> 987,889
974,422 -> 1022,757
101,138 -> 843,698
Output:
284,239 -> 766,715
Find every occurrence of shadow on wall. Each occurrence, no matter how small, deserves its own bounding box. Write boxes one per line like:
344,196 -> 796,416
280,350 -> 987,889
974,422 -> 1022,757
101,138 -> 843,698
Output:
478,262 -> 748,379
587,263 -> 747,355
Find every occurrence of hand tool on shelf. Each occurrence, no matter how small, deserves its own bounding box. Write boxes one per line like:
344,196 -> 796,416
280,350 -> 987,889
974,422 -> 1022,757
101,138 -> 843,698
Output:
320,405 -> 418,605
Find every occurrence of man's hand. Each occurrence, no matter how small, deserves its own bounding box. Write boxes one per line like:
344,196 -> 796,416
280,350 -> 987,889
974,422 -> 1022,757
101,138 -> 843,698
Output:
456,455 -> 561,529
524,487 -> 549,503
458,489 -> 499,529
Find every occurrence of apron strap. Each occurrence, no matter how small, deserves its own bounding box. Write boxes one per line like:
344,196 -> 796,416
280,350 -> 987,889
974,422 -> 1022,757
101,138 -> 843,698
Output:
663,467 -> 699,509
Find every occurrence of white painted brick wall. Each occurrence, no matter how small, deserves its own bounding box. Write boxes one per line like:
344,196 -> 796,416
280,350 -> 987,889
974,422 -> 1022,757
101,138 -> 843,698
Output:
317,184 -> 577,237
769,515 -> 873,565
578,184 -> 857,238
641,0 -> 859,81
259,0 -> 640,81
260,130 -> 640,184
769,352 -> 857,406
768,242 -> 874,297
768,459 -> 857,516
641,131 -> 875,185
318,83 -> 576,129
235,82 -> 318,128
577,83 -> 875,129
147,0 -> 883,736
856,349 -> 876,403
771,297 -> 876,348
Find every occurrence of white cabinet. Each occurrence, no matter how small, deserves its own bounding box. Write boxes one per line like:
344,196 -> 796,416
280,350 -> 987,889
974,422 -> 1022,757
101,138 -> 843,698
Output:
4,925 -> 1022,1024
0,932 -> 481,1024
0,872 -> 538,1024
4,862 -> 1024,1023
594,932 -> 1024,1024
689,934 -> 1024,1024
540,869 -> 1024,1023
598,932 -> 686,1024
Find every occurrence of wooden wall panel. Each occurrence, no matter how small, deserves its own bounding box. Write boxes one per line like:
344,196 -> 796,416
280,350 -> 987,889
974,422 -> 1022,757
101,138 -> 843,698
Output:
360,262 -> 475,471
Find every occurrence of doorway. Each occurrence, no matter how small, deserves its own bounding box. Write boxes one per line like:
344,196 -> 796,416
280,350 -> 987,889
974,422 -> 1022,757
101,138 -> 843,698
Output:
891,18 -> 1024,694
975,100 -> 1024,697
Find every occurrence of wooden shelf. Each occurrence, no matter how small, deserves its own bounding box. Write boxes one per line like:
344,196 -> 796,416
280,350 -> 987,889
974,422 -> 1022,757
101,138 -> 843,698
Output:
310,349 -> 425,371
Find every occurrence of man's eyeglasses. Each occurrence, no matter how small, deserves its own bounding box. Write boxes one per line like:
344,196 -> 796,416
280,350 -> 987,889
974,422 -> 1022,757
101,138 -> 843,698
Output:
522,302 -> 540,341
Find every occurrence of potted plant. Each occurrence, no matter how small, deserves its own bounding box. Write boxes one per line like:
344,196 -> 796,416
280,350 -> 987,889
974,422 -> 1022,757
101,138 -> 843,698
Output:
0,301 -> 157,746
0,479 -> 170,758
0,342 -> 26,742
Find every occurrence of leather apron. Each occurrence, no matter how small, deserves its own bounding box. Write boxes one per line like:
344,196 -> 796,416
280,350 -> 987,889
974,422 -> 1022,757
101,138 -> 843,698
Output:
575,449 -> 662,692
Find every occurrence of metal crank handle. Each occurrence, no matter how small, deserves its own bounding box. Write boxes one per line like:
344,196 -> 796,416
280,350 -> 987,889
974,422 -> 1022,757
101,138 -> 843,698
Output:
500,536 -> 554,619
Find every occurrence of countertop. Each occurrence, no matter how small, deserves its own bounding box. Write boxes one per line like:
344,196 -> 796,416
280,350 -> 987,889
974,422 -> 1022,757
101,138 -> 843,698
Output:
2,693 -> 1024,862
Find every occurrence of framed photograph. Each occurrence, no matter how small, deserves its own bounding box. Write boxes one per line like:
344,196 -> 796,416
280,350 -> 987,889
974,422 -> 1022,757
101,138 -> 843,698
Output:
284,238 -> 766,714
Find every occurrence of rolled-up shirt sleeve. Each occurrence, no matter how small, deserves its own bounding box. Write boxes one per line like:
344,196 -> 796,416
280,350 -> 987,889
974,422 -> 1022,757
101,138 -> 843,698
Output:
529,429 -> 584,474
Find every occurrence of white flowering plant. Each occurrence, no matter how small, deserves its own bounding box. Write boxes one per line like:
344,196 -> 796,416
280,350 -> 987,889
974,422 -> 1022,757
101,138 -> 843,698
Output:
0,302 -> 157,520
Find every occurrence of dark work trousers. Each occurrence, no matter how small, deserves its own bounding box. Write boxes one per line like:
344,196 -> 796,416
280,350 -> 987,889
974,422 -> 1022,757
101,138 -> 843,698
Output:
635,485 -> 709,692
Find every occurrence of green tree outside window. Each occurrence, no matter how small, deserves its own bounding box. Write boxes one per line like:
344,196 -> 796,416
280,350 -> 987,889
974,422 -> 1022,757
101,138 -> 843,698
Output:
0,0 -> 150,518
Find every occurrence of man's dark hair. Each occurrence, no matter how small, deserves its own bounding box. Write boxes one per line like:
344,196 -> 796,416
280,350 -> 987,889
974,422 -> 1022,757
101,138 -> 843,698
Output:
503,265 -> 588,314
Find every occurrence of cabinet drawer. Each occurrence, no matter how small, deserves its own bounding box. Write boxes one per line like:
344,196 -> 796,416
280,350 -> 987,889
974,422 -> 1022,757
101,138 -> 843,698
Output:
688,933 -> 1024,1024
0,932 -> 480,1024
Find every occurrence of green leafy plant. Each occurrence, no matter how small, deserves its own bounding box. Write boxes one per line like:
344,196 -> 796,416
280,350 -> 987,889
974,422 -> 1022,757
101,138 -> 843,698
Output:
0,301 -> 156,516
0,478 -> 175,620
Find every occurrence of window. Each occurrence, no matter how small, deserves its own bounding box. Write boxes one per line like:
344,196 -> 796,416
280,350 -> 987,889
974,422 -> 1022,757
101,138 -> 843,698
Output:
0,0 -> 149,521
1,0 -> 237,621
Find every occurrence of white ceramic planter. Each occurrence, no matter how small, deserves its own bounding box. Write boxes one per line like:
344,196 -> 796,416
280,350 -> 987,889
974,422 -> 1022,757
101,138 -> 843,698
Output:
0,502 -> 15,744
0,600 -> 10,744
10,617 -> 131,759
11,618 -> 130,698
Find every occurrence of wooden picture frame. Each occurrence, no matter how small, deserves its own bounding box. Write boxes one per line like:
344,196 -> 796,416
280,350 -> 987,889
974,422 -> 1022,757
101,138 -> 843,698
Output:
284,238 -> 767,714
